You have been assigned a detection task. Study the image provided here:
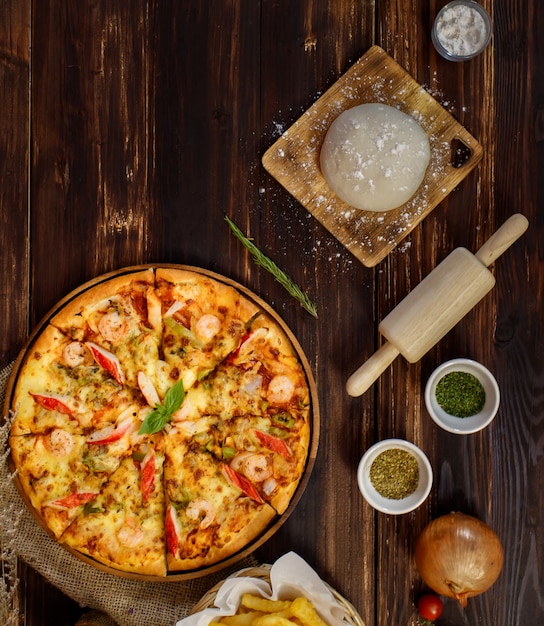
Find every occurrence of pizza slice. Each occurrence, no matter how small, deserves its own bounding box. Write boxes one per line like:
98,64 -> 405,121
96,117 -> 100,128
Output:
9,430 -> 125,539
153,268 -> 259,392
50,269 -> 163,389
220,414 -> 309,514
163,427 -> 276,571
173,312 -> 311,424
172,412 -> 310,515
168,313 -> 311,514
10,325 -> 141,436
60,437 -> 167,577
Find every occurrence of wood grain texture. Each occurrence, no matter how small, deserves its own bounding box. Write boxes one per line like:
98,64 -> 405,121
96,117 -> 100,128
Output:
0,0 -> 542,625
257,3 -> 377,625
0,0 -> 30,364
30,1 -> 160,325
0,0 -> 29,61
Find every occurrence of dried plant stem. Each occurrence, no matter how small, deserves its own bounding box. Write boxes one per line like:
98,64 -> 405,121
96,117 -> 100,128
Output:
1,415 -> 21,626
225,216 -> 318,318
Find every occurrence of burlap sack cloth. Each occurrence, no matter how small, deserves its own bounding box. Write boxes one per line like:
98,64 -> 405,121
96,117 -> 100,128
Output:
0,363 -> 258,626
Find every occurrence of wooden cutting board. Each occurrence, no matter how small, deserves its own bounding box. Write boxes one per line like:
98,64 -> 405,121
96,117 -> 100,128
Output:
262,46 -> 483,268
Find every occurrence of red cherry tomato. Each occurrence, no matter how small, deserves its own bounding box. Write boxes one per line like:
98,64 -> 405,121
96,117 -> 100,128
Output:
417,594 -> 443,621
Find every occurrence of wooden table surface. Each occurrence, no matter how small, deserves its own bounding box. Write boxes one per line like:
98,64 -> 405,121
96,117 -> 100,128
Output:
1,1 -> 543,625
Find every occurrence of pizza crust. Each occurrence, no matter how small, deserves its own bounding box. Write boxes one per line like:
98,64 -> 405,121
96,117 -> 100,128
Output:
155,267 -> 260,325
50,269 -> 155,332
9,433 -> 107,538
166,502 -> 277,572
60,455 -> 167,576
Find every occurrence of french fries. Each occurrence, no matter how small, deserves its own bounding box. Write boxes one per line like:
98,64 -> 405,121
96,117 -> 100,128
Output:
210,594 -> 329,626
241,595 -> 293,613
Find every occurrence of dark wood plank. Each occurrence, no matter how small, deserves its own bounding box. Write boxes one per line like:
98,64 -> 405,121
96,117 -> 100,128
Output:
1,2 -> 88,624
21,568 -> 86,626
482,0 -> 544,622
0,0 -> 30,366
30,0 -> 161,326
255,4 -> 377,626
374,1 -> 543,624
151,0 -> 261,274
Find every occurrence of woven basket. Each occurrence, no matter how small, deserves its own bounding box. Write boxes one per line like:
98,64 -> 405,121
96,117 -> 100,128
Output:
189,565 -> 365,626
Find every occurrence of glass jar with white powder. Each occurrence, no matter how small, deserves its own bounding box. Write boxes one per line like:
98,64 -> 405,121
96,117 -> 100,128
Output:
431,0 -> 492,61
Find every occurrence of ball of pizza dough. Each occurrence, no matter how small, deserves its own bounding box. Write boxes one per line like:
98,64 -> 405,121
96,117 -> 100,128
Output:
319,103 -> 431,212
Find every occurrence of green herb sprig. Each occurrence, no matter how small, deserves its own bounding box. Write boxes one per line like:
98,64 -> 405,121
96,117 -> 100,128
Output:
225,216 -> 317,318
138,379 -> 185,435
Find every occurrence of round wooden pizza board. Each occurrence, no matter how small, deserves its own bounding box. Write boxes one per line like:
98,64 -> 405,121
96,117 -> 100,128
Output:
4,264 -> 320,581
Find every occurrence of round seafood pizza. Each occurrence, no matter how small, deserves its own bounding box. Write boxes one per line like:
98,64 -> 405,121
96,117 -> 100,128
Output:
7,267 -> 315,577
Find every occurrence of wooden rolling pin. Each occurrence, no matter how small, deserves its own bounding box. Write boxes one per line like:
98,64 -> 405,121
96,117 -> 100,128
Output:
346,213 -> 529,397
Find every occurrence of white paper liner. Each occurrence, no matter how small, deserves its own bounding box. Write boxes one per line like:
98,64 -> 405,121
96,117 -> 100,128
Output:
176,552 -> 348,626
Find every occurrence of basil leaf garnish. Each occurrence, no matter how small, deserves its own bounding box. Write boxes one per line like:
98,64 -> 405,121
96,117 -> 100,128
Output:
138,379 -> 185,435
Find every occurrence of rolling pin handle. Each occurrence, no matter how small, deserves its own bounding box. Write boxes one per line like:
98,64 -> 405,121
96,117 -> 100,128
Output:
346,341 -> 400,397
475,213 -> 529,267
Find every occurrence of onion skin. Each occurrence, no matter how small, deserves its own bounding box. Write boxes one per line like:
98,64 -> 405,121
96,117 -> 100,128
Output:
415,512 -> 504,608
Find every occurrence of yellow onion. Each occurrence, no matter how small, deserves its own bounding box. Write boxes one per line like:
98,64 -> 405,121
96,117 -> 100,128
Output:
414,512 -> 503,607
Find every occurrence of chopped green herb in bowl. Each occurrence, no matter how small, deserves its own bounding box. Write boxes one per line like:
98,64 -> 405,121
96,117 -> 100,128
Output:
435,370 -> 486,417
425,358 -> 500,434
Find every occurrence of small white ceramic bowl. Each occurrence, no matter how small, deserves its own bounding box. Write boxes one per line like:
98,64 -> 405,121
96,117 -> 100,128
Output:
425,358 -> 500,434
357,439 -> 433,515
431,0 -> 492,62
